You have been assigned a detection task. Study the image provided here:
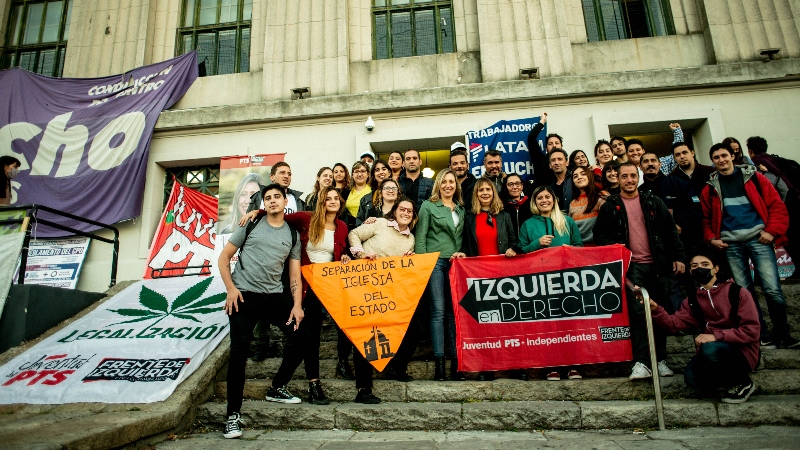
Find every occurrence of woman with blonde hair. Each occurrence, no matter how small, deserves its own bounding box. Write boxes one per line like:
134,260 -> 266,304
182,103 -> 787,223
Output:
344,161 -> 371,227
518,185 -> 583,381
416,168 -> 465,381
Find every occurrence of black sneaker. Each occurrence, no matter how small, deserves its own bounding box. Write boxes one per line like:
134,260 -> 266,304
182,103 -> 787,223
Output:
354,388 -> 381,404
721,381 -> 756,404
779,336 -> 800,349
266,385 -> 301,404
307,380 -> 330,405
760,339 -> 777,350
223,412 -> 242,439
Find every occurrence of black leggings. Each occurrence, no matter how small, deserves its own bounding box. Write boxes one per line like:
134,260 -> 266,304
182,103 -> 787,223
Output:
302,289 -> 323,380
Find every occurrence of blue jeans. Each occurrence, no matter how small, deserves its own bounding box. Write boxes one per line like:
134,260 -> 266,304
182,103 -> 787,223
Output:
428,258 -> 457,358
726,236 -> 789,340
684,342 -> 751,391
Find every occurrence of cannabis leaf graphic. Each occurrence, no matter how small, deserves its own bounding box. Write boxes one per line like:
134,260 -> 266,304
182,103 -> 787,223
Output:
108,277 -> 225,327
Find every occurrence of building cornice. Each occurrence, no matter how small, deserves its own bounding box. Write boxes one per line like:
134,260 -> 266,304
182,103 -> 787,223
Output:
155,59 -> 800,131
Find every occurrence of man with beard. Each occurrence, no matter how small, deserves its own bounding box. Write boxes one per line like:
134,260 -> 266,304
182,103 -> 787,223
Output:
594,163 -> 685,381
526,112 -> 563,189
548,149 -> 572,211
611,136 -> 628,163
398,149 -> 434,209
449,143 -> 476,206
670,142 -> 715,196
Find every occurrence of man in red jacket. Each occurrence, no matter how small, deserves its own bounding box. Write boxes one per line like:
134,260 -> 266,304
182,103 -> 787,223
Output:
645,252 -> 760,403
700,143 -> 798,349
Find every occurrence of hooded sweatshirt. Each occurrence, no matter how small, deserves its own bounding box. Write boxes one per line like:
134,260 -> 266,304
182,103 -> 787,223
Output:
652,279 -> 760,370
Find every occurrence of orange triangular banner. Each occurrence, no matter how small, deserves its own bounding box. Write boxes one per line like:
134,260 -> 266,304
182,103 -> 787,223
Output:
302,253 -> 439,371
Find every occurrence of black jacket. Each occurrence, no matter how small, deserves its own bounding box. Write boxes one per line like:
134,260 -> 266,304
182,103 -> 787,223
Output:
356,194 -> 386,226
593,191 -> 686,275
670,163 -> 715,200
640,172 -> 702,251
503,197 -> 533,236
460,173 -> 477,209
527,122 -> 553,188
398,172 -> 434,209
247,185 -> 307,213
461,210 -> 520,256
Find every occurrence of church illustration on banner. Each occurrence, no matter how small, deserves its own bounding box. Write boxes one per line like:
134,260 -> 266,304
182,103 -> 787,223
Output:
364,327 -> 395,362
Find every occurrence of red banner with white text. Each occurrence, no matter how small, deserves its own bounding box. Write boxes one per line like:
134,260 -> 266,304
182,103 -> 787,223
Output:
144,181 -> 218,278
450,245 -> 633,372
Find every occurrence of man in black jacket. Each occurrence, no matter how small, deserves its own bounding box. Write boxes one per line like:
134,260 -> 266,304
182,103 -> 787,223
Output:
670,142 -> 715,197
398,149 -> 434,209
594,163 -> 686,381
526,112 -> 555,189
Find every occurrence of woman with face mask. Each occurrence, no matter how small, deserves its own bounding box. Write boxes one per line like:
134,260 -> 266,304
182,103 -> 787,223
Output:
0,156 -> 21,206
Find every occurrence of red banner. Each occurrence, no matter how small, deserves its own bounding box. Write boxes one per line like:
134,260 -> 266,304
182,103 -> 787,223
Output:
450,245 -> 633,372
144,181 -> 218,278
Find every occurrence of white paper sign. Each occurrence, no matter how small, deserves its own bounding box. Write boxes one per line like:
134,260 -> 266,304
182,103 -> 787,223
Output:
0,276 -> 228,404
15,237 -> 91,289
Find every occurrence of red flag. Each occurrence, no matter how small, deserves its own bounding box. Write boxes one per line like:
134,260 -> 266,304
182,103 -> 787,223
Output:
450,245 -> 633,372
144,181 -> 218,279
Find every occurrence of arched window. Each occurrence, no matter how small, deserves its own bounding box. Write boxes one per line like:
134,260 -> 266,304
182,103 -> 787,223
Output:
582,0 -> 674,42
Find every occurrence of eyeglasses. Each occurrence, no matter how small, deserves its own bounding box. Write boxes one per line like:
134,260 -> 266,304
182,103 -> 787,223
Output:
397,207 -> 414,214
506,182 -> 523,187
353,169 -> 368,174
382,187 -> 398,192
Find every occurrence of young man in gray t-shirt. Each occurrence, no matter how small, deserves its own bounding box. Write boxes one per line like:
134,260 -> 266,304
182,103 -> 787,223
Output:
217,184 -> 306,439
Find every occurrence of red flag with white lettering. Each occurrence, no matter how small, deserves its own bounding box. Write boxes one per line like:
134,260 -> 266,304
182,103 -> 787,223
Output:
144,181 -> 217,278
450,245 -> 633,372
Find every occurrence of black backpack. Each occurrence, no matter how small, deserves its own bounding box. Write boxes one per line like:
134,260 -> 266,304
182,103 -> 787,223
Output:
238,215 -> 298,294
769,154 -> 800,194
686,284 -> 744,328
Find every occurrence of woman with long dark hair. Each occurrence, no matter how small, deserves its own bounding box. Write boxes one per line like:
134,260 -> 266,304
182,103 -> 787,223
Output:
602,159 -> 621,196
240,186 -> 351,404
0,155 -> 21,206
722,137 -> 753,165
387,151 -> 405,180
369,160 -> 391,191
568,150 -> 590,172
333,163 -> 351,198
305,167 -> 334,211
568,167 -> 608,246
592,140 -> 614,178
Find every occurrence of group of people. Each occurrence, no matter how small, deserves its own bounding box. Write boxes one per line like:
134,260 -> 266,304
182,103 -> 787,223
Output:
216,112 -> 800,439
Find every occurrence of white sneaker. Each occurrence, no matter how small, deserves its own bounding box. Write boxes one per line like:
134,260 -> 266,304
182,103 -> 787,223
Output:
629,362 -> 652,381
657,360 -> 674,377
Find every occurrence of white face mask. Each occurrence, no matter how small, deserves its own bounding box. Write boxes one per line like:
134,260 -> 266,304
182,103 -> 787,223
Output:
8,168 -> 19,179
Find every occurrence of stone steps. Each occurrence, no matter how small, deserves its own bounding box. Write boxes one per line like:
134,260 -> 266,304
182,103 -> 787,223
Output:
214,368 -> 800,403
197,395 -> 800,431
240,348 -> 800,381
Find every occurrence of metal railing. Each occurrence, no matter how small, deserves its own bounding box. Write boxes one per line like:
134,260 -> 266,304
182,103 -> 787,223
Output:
0,204 -> 119,288
150,264 -> 212,279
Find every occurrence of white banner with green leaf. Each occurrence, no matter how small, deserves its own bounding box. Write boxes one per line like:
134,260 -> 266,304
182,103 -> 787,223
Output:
0,276 -> 228,404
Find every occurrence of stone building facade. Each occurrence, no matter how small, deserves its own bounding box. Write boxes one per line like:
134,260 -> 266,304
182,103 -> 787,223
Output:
1,0 -> 799,291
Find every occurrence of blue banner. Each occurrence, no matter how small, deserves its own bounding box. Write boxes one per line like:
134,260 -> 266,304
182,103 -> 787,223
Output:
465,117 -> 546,181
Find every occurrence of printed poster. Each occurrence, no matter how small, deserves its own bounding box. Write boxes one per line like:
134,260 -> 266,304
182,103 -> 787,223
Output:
0,276 -> 228,404
450,245 -> 633,372
465,117 -> 546,181
144,181 -> 217,279
14,237 -> 90,288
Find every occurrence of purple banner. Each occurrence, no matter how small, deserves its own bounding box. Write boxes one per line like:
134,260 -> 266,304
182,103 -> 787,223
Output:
0,52 -> 198,236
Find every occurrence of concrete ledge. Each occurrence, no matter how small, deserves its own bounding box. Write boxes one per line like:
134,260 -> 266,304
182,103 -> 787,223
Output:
155,59 -> 800,130
195,396 -> 800,431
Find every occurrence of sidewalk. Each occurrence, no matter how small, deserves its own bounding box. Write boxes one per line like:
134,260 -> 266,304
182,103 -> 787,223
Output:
156,426 -> 800,449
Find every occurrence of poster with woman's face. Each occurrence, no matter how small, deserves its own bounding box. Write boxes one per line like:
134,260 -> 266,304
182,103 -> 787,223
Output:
217,154 -> 285,235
